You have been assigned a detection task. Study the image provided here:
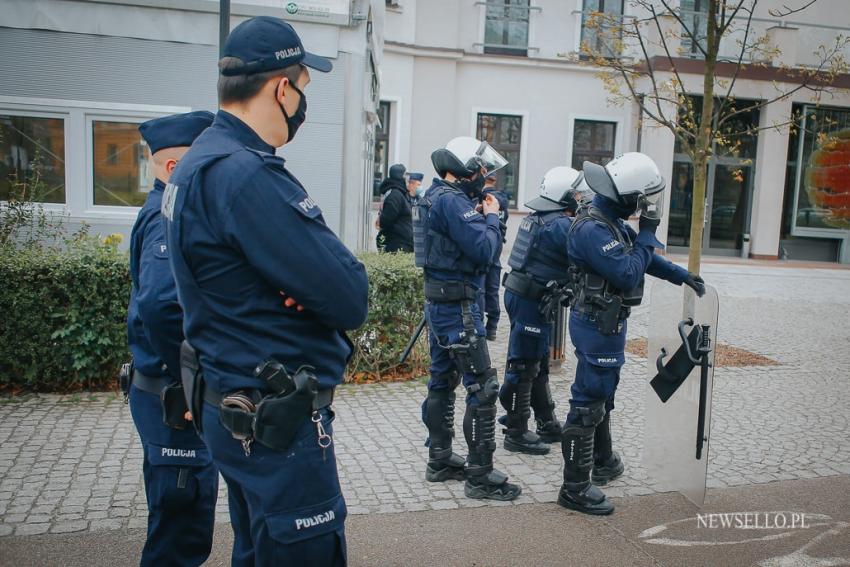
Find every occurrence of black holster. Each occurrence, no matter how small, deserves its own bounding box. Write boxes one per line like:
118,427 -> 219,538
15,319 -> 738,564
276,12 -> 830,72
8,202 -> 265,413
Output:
252,367 -> 319,452
180,341 -> 205,434
161,382 -> 190,430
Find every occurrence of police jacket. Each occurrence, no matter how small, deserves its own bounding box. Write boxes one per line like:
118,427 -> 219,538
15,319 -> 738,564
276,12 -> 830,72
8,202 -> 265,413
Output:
163,111 -> 369,395
509,210 -> 573,284
378,179 -> 413,253
568,196 -> 689,292
421,179 -> 502,287
127,179 -> 183,380
483,188 -> 509,268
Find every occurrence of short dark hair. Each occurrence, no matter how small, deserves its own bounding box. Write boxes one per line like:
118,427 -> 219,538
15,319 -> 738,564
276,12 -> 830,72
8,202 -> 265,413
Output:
217,58 -> 303,104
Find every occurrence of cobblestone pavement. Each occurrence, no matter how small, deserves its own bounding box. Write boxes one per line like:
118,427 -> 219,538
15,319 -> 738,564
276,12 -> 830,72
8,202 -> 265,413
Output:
1,264 -> 849,536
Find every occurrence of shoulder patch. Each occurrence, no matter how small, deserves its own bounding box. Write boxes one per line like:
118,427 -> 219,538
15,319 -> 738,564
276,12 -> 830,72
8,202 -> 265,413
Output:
462,209 -> 480,221
285,192 -> 322,220
601,239 -> 622,254
152,240 -> 168,259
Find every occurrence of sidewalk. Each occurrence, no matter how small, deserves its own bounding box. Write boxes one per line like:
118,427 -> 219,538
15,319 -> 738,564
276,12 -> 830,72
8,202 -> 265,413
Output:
1,263 -> 849,563
2,476 -> 848,566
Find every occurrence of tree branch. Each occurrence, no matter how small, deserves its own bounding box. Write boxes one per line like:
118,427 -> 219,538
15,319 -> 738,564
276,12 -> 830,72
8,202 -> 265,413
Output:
768,0 -> 818,17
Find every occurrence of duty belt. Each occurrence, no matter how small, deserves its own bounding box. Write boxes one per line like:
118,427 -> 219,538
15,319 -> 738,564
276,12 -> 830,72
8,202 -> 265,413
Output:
424,278 -> 477,302
202,381 -> 335,410
132,370 -> 174,395
502,271 -> 549,301
572,302 -> 632,321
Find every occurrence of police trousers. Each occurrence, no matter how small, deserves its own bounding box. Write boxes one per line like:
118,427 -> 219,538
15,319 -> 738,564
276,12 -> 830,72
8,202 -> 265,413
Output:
424,298 -> 487,401
129,385 -> 218,567
566,311 -> 627,425
201,403 -> 346,567
502,289 -> 551,388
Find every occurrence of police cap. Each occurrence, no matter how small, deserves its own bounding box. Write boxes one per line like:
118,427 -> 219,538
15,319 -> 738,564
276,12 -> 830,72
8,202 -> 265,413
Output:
138,111 -> 215,154
221,16 -> 333,76
408,172 -> 424,181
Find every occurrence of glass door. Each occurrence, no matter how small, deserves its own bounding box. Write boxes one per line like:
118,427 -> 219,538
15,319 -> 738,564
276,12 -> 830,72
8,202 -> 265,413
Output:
707,163 -> 752,252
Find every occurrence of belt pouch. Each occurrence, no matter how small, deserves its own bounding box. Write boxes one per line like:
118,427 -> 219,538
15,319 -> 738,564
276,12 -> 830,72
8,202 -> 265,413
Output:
252,368 -> 319,452
161,382 -> 190,430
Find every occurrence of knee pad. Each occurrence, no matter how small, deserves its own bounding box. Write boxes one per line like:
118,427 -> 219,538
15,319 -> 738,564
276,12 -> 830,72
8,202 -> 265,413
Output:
471,368 -> 499,407
507,360 -> 539,384
569,400 -> 606,428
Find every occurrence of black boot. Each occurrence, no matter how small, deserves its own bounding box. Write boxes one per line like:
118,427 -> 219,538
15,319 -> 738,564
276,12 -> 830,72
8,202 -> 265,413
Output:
592,412 -> 624,485
500,363 -> 549,455
530,376 -> 561,443
424,388 -> 466,482
558,423 -> 614,515
464,373 -> 522,501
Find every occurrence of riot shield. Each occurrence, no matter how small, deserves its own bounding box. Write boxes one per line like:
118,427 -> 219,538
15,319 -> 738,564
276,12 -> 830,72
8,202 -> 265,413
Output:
643,283 -> 719,507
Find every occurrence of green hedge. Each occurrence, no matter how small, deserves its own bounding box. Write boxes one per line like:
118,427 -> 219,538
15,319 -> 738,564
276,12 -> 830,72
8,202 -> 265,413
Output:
348,252 -> 428,383
0,235 -> 131,391
0,244 -> 427,391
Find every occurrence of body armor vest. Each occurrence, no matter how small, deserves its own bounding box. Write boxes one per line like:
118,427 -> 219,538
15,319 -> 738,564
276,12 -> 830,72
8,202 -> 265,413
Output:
508,211 -> 569,282
412,184 -> 479,275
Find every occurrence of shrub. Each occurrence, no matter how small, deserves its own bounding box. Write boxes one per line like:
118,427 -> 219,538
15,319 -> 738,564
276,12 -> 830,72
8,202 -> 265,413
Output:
347,252 -> 429,383
0,233 -> 130,392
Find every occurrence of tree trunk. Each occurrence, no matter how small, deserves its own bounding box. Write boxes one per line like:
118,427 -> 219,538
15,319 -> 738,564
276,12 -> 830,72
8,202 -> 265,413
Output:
687,0 -> 719,275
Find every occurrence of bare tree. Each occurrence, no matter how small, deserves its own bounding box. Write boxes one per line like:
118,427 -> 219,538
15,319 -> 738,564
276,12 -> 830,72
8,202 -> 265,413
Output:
581,0 -> 848,271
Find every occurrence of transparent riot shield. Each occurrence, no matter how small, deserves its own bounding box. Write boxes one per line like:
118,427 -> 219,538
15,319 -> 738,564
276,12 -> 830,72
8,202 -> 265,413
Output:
643,283 -> 719,507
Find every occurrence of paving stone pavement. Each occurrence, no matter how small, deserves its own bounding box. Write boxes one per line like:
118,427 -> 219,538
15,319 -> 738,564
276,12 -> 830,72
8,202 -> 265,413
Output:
0,263 -> 848,536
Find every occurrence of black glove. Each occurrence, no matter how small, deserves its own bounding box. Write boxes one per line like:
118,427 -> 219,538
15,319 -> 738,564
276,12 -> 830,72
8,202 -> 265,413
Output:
639,213 -> 661,233
684,273 -> 706,297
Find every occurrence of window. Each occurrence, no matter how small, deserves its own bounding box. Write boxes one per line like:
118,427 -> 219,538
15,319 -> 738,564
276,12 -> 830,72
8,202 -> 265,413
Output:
372,101 -> 391,200
580,0 -> 624,59
484,0 -> 530,56
571,119 -> 617,169
789,105 -> 850,232
477,112 -> 522,206
0,114 -> 66,203
680,0 -> 708,57
92,120 -> 151,207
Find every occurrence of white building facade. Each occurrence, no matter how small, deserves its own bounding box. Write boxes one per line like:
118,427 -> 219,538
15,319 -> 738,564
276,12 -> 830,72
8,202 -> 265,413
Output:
0,0 -> 385,251
377,0 -> 850,262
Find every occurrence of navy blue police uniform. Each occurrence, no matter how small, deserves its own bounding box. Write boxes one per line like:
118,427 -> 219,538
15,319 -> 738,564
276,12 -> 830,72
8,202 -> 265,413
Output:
499,209 -> 574,453
162,17 -> 368,567
480,188 -> 510,339
566,195 -> 688,462
128,110 -> 218,567
415,172 -> 520,500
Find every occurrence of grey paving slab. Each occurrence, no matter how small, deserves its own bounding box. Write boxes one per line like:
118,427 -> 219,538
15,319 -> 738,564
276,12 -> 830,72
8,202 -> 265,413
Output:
0,264 -> 848,536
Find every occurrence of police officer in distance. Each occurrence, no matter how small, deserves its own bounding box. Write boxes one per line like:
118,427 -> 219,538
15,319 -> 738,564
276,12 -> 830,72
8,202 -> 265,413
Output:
127,110 -> 218,566
162,17 -> 368,565
480,173 -> 510,341
377,163 -> 414,253
559,153 -> 706,515
499,167 -> 590,456
414,136 -> 521,501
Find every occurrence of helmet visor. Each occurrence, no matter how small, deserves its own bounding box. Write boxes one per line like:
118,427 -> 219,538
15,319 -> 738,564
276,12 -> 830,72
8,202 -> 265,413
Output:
471,142 -> 509,176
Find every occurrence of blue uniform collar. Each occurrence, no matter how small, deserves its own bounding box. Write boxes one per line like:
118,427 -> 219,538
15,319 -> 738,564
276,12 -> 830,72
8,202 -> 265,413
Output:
152,178 -> 166,193
213,110 -> 277,155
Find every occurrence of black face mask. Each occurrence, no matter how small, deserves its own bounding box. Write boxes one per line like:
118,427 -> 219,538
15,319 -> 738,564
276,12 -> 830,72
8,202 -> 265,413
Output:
277,80 -> 307,143
457,174 -> 485,197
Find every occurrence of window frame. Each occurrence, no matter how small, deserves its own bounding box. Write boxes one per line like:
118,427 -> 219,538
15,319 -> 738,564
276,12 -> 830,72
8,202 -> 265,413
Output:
0,96 -> 190,221
0,107 -> 71,209
567,114 -> 623,172
471,107 -> 529,210
482,0 -> 532,56
578,0 -> 625,59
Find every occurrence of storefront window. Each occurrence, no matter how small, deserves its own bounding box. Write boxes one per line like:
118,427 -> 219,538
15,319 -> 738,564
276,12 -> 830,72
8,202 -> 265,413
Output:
92,121 -> 151,207
477,112 -> 522,206
484,0 -> 530,56
0,114 -> 65,203
791,106 -> 850,231
571,119 -> 617,169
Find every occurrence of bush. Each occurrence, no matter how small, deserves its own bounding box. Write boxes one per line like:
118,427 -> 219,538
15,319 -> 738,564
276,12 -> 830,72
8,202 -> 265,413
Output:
347,252 -> 429,383
0,233 -> 131,392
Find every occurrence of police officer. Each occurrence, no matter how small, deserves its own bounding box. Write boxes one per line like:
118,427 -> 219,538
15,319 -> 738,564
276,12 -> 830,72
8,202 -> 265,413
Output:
499,167 -> 589,456
162,17 -> 368,565
559,153 -> 706,515
127,110 -> 217,566
480,174 -> 510,341
414,136 -> 521,501
377,163 -> 414,252
408,171 -> 425,202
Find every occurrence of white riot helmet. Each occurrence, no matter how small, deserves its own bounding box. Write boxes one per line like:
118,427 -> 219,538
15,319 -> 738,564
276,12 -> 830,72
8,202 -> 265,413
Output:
431,136 -> 509,179
583,152 -> 665,215
525,166 -> 591,213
